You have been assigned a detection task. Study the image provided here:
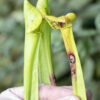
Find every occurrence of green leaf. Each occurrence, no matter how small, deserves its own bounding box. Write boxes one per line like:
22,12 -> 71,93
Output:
81,3 -> 100,17
67,0 -> 91,11
95,13 -> 100,33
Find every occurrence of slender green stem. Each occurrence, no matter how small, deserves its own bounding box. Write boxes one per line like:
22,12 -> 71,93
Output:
44,13 -> 87,100
24,1 -> 42,100
36,0 -> 55,85
60,23 -> 87,100
39,20 -> 55,85
24,33 -> 40,100
24,0 -> 55,100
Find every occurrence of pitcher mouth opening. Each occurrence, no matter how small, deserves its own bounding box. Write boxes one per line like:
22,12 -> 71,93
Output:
60,23 -> 72,29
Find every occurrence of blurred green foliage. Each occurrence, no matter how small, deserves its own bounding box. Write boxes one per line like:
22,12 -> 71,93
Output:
0,0 -> 100,99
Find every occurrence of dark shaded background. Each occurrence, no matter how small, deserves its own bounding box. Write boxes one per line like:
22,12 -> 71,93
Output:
0,0 -> 100,99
